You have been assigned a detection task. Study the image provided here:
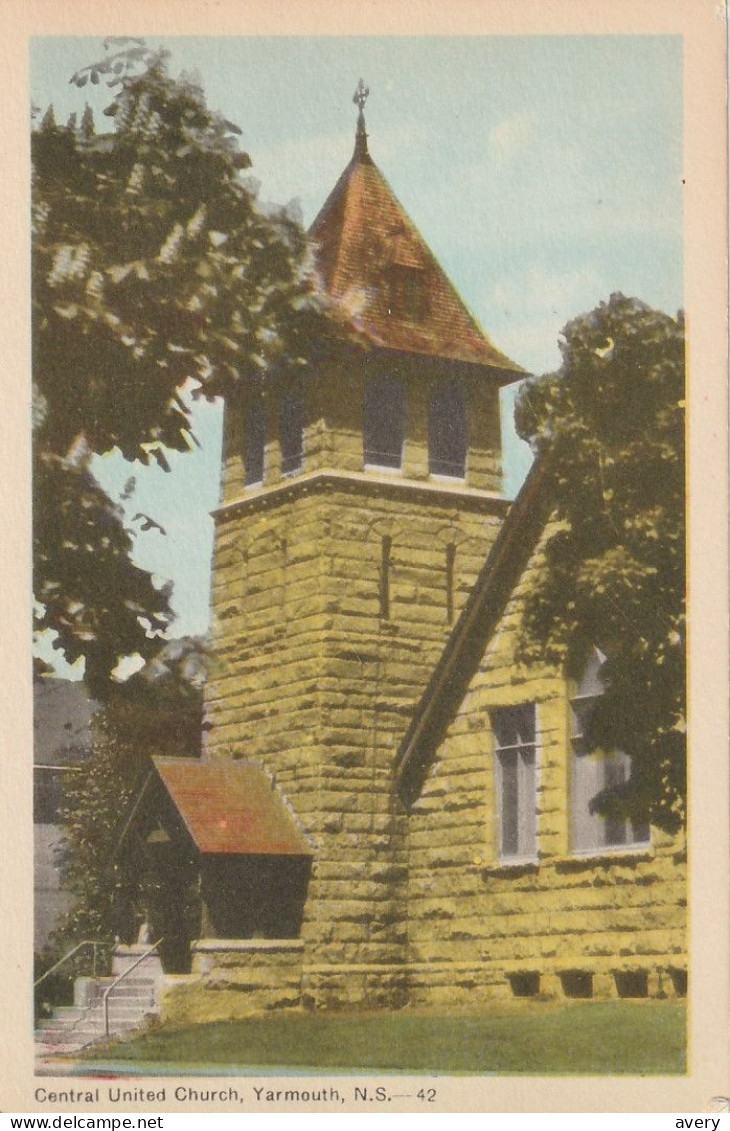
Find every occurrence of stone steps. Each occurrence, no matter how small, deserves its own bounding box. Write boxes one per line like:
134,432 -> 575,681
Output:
35,947 -> 163,1056
36,999 -> 157,1047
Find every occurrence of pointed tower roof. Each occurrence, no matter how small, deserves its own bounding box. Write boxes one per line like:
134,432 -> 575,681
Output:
309,84 -> 524,377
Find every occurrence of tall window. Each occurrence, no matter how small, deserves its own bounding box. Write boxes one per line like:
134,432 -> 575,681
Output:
363,375 -> 406,470
492,705 -> 538,862
244,398 -> 266,487
429,380 -> 467,479
280,389 -> 304,476
571,650 -> 651,853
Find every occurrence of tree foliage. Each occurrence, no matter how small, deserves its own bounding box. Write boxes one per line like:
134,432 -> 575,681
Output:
515,294 -> 686,832
57,638 -> 206,948
33,42 -> 334,695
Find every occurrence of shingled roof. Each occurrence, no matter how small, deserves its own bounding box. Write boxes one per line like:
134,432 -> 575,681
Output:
309,120 -> 524,376
152,758 -> 313,857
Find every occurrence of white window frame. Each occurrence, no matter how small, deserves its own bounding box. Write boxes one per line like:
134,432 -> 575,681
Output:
492,704 -> 539,865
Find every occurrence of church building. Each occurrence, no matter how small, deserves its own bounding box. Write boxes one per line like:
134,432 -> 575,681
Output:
120,87 -> 687,1022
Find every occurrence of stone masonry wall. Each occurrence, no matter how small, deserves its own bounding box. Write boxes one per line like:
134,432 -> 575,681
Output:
404,529 -> 687,1005
202,352 -> 508,1007
219,352 -> 504,504
206,480 -> 506,1006
161,940 -> 304,1025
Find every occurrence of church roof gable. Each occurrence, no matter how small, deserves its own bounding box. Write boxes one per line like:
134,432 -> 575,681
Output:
395,456 -> 552,806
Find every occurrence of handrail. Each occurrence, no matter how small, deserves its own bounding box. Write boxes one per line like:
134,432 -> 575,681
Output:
34,940 -> 112,988
103,937 -> 163,1038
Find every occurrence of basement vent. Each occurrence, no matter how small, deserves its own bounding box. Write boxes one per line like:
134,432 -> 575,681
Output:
508,971 -> 540,998
560,971 -> 593,999
615,971 -> 649,998
670,968 -> 688,998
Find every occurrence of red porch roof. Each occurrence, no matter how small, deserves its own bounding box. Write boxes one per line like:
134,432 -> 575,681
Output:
153,758 -> 312,857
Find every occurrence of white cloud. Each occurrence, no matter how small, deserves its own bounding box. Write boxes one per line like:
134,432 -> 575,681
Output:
488,112 -> 535,169
484,265 -> 609,374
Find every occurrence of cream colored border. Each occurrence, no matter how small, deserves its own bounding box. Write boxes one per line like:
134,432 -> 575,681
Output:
3,0 -> 727,1113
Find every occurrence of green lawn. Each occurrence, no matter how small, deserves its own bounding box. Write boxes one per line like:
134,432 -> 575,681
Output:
90,1001 -> 686,1075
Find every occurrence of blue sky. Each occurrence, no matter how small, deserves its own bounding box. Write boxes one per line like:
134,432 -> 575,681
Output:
31,35 -> 683,668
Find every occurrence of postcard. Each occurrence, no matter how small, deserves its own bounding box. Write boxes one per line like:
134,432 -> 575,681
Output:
1,0 -> 727,1114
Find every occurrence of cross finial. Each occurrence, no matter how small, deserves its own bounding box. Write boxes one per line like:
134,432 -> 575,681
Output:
353,78 -> 369,112
352,79 -> 370,160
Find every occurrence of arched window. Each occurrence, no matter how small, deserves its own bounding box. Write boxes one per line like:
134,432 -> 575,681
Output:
429,380 -> 467,479
570,650 -> 651,853
243,398 -> 266,487
363,375 -> 406,470
280,389 -> 304,476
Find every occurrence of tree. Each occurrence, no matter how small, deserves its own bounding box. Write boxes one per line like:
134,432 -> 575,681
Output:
57,637 -> 207,949
514,293 -> 685,832
33,42 -> 335,695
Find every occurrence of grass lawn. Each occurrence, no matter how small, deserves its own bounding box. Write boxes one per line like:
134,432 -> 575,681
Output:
89,1000 -> 686,1075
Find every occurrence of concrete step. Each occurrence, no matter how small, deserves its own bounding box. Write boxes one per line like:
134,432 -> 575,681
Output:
38,1017 -> 125,1035
84,1004 -> 153,1022
35,1016 -> 152,1048
91,978 -> 156,993
95,996 -> 155,1009
105,984 -> 156,999
37,1008 -> 85,1029
37,1021 -> 90,1038
35,1027 -> 95,1045
35,1030 -> 77,1044
36,1040 -> 89,1056
36,961 -> 161,1058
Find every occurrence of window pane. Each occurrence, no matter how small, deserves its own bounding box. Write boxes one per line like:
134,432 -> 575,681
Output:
499,750 -> 519,857
572,748 -> 605,852
573,745 -> 649,852
513,703 -> 536,746
571,695 -> 598,740
631,818 -> 651,845
244,399 -> 265,486
603,753 -> 628,847
493,703 -> 535,748
571,655 -> 650,854
519,748 -> 537,857
429,381 -> 467,478
364,376 -> 405,469
493,705 -> 537,860
575,648 -> 607,697
280,390 -> 304,475
493,707 -> 518,749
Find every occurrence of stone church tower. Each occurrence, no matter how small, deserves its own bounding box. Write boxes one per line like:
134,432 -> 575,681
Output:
201,86 -> 523,1006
